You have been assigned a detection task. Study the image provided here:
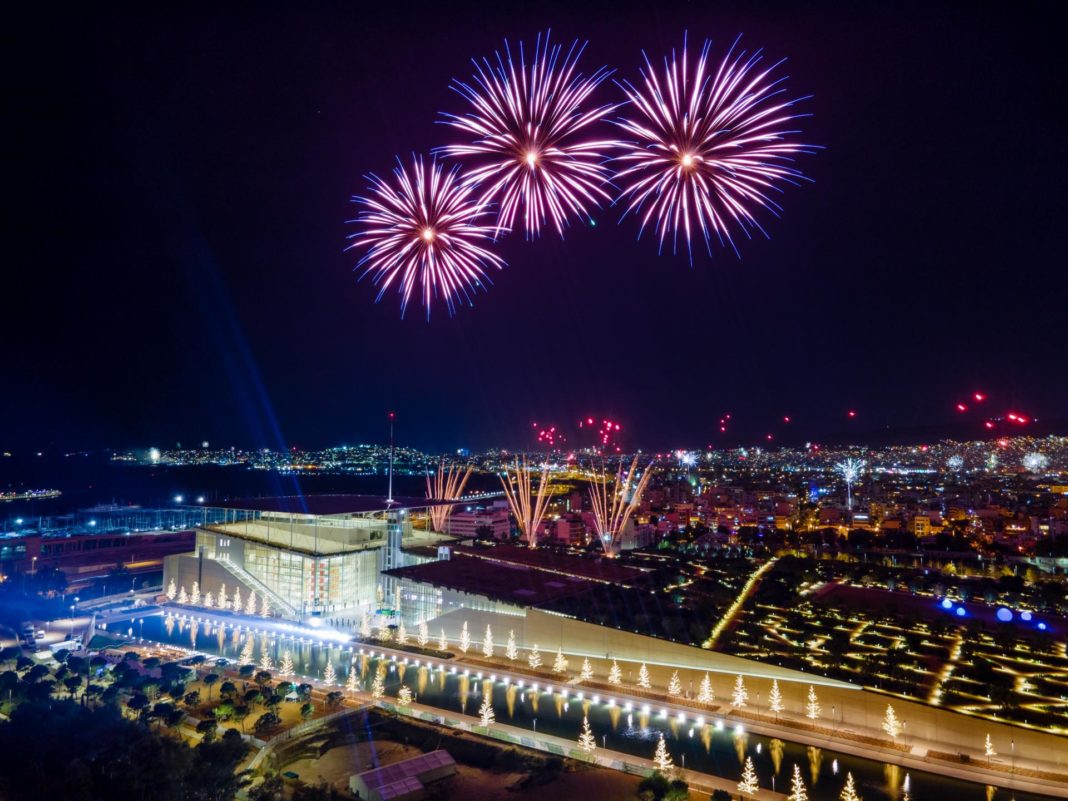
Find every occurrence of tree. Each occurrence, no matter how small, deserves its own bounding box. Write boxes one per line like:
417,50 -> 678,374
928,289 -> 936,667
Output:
360,613 -> 372,639
280,651 -> 294,677
240,637 -> 255,665
259,595 -> 270,618
806,685 -> 821,720
482,624 -> 493,658
255,670 -> 273,691
196,717 -> 217,743
191,581 -> 201,606
259,650 -> 274,672
397,622 -> 408,646
345,666 -> 359,694
882,704 -> 901,739
439,628 -> 448,651
608,659 -> 622,685
738,756 -> 759,798
300,701 -> 314,721
552,648 -> 568,674
528,644 -> 542,669
220,681 -> 237,701
769,679 -> 784,716
698,672 -> 714,704
246,590 -> 258,616
417,620 -> 429,649
732,674 -> 749,708
478,693 -> 495,728
371,665 -> 385,700
218,583 -> 228,609
506,630 -> 518,661
397,685 -> 413,706
653,732 -> 673,772
184,690 -> 201,707
840,771 -> 861,801
460,621 -> 470,653
577,714 -> 596,753
667,671 -> 682,697
203,673 -> 219,701
323,661 -> 336,685
233,704 -> 250,732
166,578 -> 177,599
580,657 -> 594,682
984,733 -> 996,763
787,763 -> 808,801
326,691 -> 343,709
177,586 -> 189,604
637,662 -> 651,689
204,591 -> 214,610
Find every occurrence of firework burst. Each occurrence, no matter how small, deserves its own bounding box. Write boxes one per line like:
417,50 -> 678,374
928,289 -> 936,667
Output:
612,33 -> 817,258
438,31 -> 620,238
347,154 -> 506,318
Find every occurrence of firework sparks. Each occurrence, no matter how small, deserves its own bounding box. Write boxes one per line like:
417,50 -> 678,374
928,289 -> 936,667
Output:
438,31 -> 619,238
835,457 -> 866,510
425,461 -> 474,532
589,456 -> 654,557
347,154 -> 506,318
578,416 -> 623,451
500,458 -> 554,548
612,33 -> 817,258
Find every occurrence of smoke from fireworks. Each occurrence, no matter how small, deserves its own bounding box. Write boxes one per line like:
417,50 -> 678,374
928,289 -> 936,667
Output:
439,31 -> 619,238
612,34 -> 817,258
347,154 -> 506,318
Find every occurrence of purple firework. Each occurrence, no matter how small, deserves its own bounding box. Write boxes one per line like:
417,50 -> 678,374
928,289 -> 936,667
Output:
438,31 -> 620,238
347,154 -> 506,319
613,34 -> 817,258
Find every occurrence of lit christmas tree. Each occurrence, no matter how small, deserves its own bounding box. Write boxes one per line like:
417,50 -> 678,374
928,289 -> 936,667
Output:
280,650 -> 294,676
608,659 -> 622,685
190,581 -> 201,606
259,650 -> 273,672
840,771 -> 861,801
698,672 -> 714,704
417,619 -> 429,648
345,666 -> 359,694
478,693 -> 495,727
732,674 -> 749,708
667,671 -> 682,696
439,628 -> 448,651
769,679 -> 784,715
482,624 -> 494,658
375,624 -> 392,642
637,663 -> 651,689
323,660 -> 336,685
397,685 -> 413,706
506,630 -> 518,661
460,621 -> 470,653
240,636 -> 254,665
371,664 -> 385,699
552,648 -> 568,674
882,704 -> 901,739
806,685 -> 821,720
360,613 -> 372,639
580,657 -> 594,682
177,586 -> 188,604
397,621 -> 408,646
233,586 -> 243,612
166,578 -> 177,600
246,590 -> 257,616
984,733 -> 996,762
653,732 -> 673,772
738,756 -> 759,797
577,714 -> 596,753
218,583 -> 228,609
787,763 -> 808,801
204,591 -> 214,610
260,596 -> 271,618
528,644 -> 542,669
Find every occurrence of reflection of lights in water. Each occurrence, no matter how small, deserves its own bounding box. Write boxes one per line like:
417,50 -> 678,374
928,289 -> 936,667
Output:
756,742 -> 762,754
832,758 -> 839,774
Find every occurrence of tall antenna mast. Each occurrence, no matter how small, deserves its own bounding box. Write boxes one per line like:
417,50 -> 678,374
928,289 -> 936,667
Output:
387,411 -> 396,504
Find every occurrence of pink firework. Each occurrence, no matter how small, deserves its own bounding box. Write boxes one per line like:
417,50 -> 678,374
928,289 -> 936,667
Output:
613,34 -> 817,258
438,31 -> 620,238
347,154 -> 506,318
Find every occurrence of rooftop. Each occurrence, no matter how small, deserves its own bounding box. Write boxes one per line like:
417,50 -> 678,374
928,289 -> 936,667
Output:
204,494 -> 456,517
352,749 -> 456,800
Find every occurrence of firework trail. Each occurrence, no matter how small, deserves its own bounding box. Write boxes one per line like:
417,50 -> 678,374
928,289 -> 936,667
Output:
612,33 -> 817,259
438,31 -> 620,238
347,154 -> 506,318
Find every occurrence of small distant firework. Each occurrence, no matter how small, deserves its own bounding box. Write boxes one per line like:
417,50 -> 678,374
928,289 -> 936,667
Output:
425,461 -> 473,532
1022,452 -> 1049,472
946,455 -> 964,472
439,31 -> 619,238
532,422 -> 565,448
676,450 -> 697,467
589,456 -> 654,557
347,154 -> 505,318
612,33 -> 816,258
579,416 -> 623,451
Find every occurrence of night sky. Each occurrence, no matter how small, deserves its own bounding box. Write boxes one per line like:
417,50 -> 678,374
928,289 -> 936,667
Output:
6,2 -> 1066,453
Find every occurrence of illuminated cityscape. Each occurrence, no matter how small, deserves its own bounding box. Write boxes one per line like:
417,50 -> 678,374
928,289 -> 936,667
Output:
3,4 -> 1067,801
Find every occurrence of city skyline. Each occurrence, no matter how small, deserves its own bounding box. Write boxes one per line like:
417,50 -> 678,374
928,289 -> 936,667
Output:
6,2 -> 1067,453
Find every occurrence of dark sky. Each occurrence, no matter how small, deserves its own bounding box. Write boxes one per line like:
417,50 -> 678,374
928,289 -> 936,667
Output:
5,1 -> 1066,454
